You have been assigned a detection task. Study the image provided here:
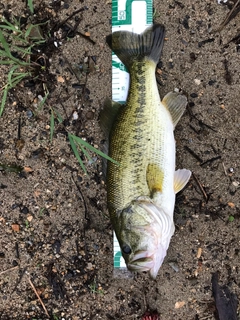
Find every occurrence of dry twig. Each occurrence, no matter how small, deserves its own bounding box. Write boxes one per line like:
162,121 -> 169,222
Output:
0,266 -> 18,276
217,0 -> 240,31
26,274 -> 50,318
192,172 -> 208,202
222,162 -> 228,176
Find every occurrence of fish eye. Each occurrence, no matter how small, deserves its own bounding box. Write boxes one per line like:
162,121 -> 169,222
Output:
122,244 -> 132,255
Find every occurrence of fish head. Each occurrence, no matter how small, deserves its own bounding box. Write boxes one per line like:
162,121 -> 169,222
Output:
116,197 -> 175,279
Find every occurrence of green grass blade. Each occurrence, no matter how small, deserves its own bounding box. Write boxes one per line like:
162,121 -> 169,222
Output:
0,18 -> 20,32
25,24 -> 35,38
11,74 -> 29,87
0,85 -> 9,116
38,92 -> 49,110
12,35 -> 29,44
68,133 -> 87,174
12,45 -> 32,55
79,145 -> 93,163
0,30 -> 11,56
50,109 -> 54,142
0,31 -> 28,66
71,135 -> 119,165
28,0 -> 34,14
53,109 -> 63,123
1,17 -> 19,28
8,65 -> 19,86
0,60 -> 13,65
0,25 -> 19,31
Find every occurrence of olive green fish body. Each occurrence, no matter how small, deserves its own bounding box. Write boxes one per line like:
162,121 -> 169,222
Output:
105,25 -> 191,278
108,59 -> 175,224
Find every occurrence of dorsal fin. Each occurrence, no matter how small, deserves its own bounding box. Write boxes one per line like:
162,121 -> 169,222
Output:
162,92 -> 187,128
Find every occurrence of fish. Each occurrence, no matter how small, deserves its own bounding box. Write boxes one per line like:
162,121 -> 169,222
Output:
103,24 -> 191,279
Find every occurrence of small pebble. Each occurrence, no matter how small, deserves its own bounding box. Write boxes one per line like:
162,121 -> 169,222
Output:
12,260 -> 18,266
20,206 -> 29,214
190,52 -> 197,62
27,215 -> 33,222
169,262 -> 179,272
232,181 -> 239,187
208,79 -> 216,86
72,111 -> 78,120
26,110 -> 33,118
190,93 -> 198,98
86,111 -> 94,120
194,79 -> 201,85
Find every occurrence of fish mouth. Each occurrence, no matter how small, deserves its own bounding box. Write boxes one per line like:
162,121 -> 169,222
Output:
127,248 -> 167,278
127,250 -> 155,272
126,199 -> 173,278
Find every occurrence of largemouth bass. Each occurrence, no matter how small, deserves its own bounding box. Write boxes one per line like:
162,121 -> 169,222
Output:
104,24 -> 191,279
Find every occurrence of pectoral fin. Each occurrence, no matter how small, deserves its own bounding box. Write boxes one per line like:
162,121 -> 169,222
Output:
147,164 -> 164,192
162,92 -> 188,128
174,169 -> 191,193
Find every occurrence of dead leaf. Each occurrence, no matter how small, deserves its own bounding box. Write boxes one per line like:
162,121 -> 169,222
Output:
57,75 -> 64,83
15,139 -> 25,151
12,224 -> 20,232
24,166 -> 33,173
0,217 -> 6,223
197,247 -> 202,259
34,190 -> 41,198
175,301 -> 185,309
228,202 -> 235,208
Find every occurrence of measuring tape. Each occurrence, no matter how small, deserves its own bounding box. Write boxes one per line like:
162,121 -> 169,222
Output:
112,0 -> 153,273
112,0 -> 153,103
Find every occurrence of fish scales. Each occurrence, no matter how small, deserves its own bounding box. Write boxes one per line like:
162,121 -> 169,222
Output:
104,24 -> 191,278
108,59 -> 174,218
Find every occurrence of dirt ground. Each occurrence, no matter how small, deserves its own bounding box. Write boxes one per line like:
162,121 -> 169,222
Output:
0,0 -> 239,319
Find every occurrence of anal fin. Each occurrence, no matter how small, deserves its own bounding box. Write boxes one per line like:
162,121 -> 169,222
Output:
174,169 -> 191,193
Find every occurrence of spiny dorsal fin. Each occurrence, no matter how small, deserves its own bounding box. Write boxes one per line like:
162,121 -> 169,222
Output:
162,92 -> 188,128
174,169 -> 191,193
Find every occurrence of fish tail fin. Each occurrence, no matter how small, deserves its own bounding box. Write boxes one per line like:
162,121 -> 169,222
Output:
106,24 -> 165,70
